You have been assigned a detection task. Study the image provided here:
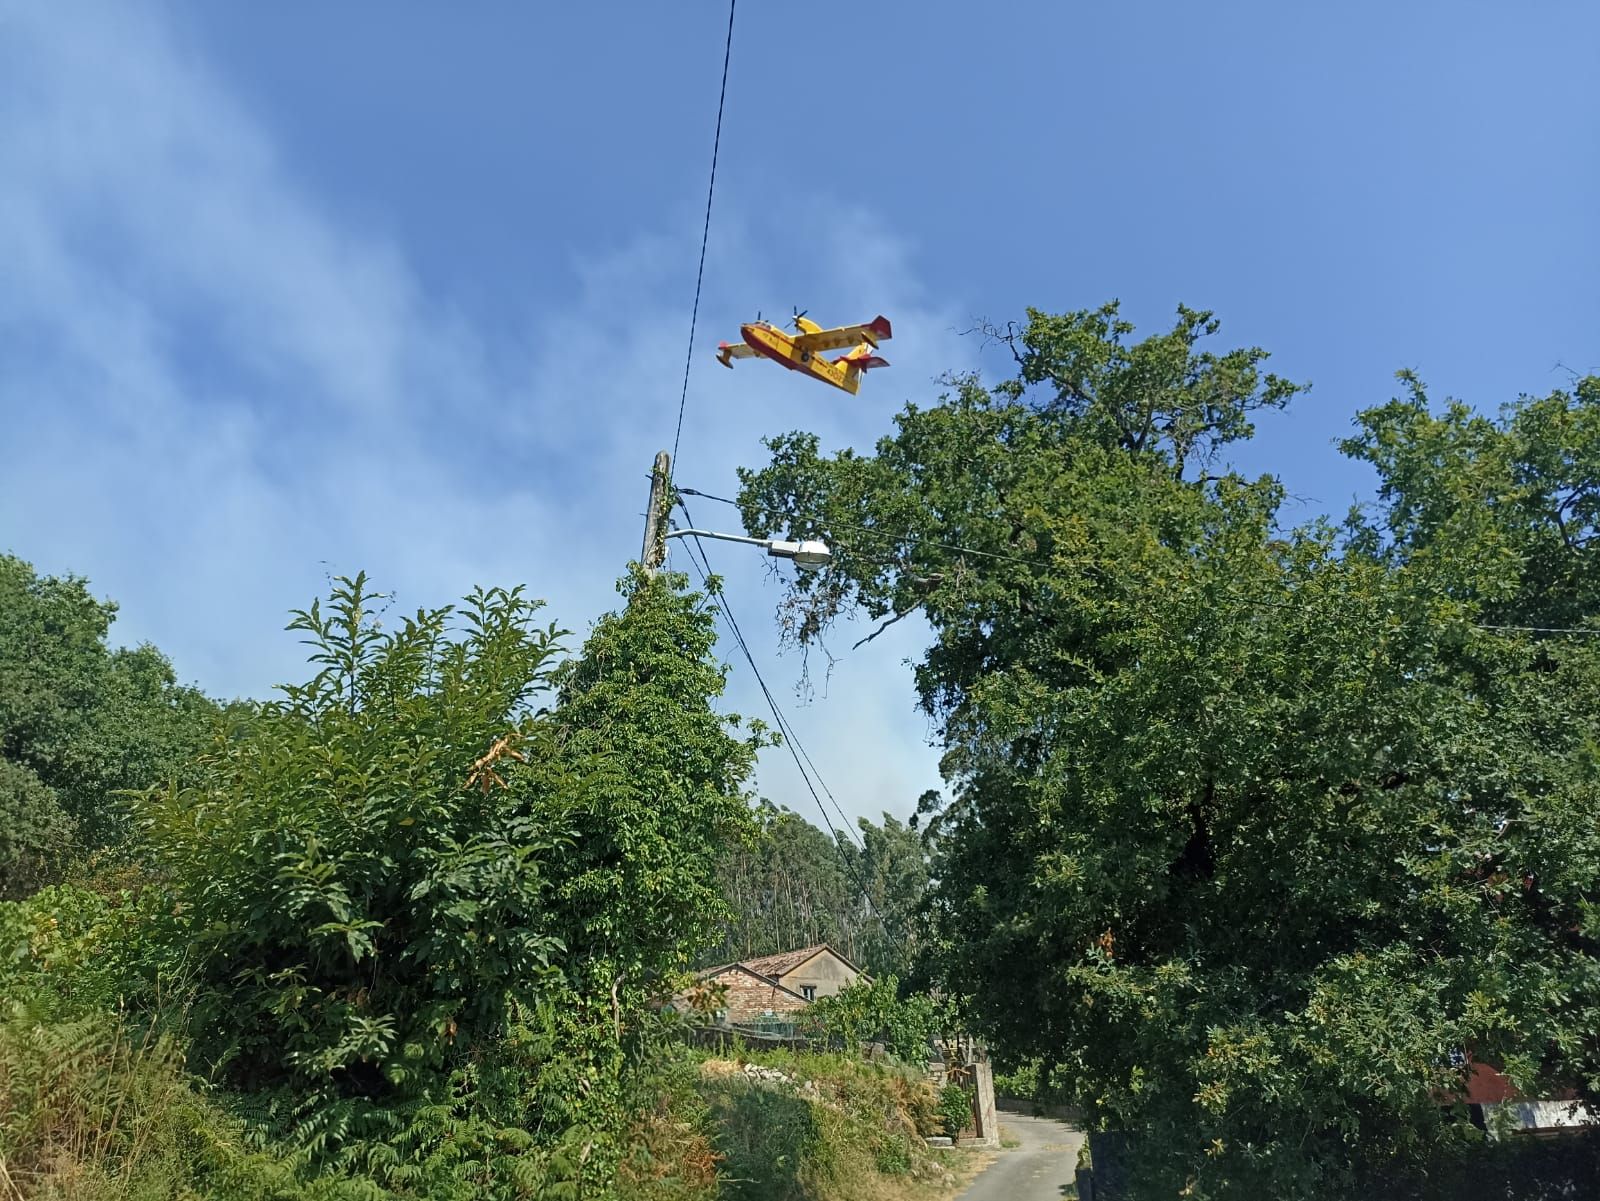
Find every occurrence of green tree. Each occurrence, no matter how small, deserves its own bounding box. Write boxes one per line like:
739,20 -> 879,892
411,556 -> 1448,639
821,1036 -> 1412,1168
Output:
734,304 -> 1600,1197
0,759 -> 74,899
846,812 -> 929,982
710,804 -> 930,981
544,569 -> 766,1020
0,554 -> 217,892
713,802 -> 855,963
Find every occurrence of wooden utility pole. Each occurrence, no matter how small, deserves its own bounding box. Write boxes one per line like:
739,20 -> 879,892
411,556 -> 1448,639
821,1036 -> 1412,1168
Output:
641,450 -> 671,574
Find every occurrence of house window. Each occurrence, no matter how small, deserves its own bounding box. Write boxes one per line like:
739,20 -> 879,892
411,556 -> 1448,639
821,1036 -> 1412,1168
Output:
801,986 -> 816,1002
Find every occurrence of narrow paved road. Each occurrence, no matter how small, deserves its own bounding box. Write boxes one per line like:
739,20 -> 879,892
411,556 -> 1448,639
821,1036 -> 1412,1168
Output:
957,1109 -> 1085,1200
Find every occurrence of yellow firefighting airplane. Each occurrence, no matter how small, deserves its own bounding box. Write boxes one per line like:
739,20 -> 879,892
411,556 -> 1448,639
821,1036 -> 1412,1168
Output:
716,310 -> 892,395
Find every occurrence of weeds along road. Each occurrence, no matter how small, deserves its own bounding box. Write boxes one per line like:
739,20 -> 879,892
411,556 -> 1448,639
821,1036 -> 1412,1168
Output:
957,1109 -> 1086,1201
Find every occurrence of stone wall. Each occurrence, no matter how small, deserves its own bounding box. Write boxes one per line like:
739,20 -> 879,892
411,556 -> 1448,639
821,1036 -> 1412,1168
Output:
925,1042 -> 999,1148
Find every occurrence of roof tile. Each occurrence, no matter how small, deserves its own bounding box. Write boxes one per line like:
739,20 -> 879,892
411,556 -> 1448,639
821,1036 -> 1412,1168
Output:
741,944 -> 835,979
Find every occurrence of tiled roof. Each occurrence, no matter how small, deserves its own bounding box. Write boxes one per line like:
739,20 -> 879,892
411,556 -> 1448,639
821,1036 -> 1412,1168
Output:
697,963 -> 812,1007
740,944 -> 837,979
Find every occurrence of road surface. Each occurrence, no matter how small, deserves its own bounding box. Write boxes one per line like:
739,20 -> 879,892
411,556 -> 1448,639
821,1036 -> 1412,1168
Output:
957,1109 -> 1086,1201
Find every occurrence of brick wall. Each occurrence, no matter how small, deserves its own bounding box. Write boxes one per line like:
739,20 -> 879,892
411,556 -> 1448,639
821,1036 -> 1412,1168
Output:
710,967 -> 810,1023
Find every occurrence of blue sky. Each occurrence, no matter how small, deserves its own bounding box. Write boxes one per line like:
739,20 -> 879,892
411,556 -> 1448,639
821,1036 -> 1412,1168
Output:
2,1 -> 1596,826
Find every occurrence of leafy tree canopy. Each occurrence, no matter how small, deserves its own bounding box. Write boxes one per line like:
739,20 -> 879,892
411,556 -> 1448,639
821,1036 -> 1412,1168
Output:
1342,370 -> 1600,629
735,302 -> 1600,1197
0,553 -> 217,892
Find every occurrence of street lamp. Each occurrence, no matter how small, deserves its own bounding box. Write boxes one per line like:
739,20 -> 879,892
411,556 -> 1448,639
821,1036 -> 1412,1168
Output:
665,528 -> 831,572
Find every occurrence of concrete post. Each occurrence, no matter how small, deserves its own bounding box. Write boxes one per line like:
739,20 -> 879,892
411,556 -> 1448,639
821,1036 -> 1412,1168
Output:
973,1058 -> 999,1146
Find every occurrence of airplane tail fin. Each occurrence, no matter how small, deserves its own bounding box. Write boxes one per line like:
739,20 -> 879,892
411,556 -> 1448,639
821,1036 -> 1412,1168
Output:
838,342 -> 890,374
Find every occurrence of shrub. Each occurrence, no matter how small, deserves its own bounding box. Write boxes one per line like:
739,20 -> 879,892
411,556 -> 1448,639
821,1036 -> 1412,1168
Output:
104,573 -> 764,1196
698,1051 -> 949,1201
801,976 -> 952,1063
937,1084 -> 972,1139
614,1044 -> 720,1201
0,884 -> 161,1017
2,571 -> 772,1199
132,575 -> 576,1098
992,1059 -> 1038,1100
993,1056 -> 1077,1111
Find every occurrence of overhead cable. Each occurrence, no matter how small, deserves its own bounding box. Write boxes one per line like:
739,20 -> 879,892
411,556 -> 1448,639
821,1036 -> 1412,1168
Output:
668,0 -> 738,476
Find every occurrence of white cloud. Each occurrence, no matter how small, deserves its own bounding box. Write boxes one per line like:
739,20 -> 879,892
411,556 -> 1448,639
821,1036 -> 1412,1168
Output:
0,2 -> 971,825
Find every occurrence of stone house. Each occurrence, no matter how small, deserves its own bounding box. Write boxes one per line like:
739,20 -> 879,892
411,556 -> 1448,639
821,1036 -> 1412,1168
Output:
687,943 -> 865,1026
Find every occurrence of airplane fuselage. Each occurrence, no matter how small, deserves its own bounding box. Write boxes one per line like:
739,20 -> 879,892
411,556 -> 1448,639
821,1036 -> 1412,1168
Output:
739,322 -> 862,395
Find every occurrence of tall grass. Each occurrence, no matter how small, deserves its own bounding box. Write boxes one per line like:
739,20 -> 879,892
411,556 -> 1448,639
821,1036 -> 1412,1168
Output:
0,1004 -> 357,1201
697,1051 -> 963,1201
0,1002 -> 981,1201
614,1052 -> 720,1201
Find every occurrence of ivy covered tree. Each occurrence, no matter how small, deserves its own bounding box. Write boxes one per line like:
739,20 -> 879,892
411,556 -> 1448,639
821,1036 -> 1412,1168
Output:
545,568 -> 766,1022
734,302 -> 1600,1197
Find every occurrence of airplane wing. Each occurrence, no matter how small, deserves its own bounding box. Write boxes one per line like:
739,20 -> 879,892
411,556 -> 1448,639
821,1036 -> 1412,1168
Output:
791,315 -> 893,354
716,341 -> 758,367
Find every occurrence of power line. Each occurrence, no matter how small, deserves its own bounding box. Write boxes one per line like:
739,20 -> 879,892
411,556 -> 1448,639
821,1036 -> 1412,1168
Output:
674,500 -> 864,853
645,7 -> 905,953
671,500 -> 913,953
669,0 -> 737,476
676,487 -> 741,506
682,486 -> 1600,636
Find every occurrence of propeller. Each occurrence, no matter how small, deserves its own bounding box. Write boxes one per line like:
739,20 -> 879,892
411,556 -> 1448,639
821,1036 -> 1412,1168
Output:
790,306 -> 809,330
